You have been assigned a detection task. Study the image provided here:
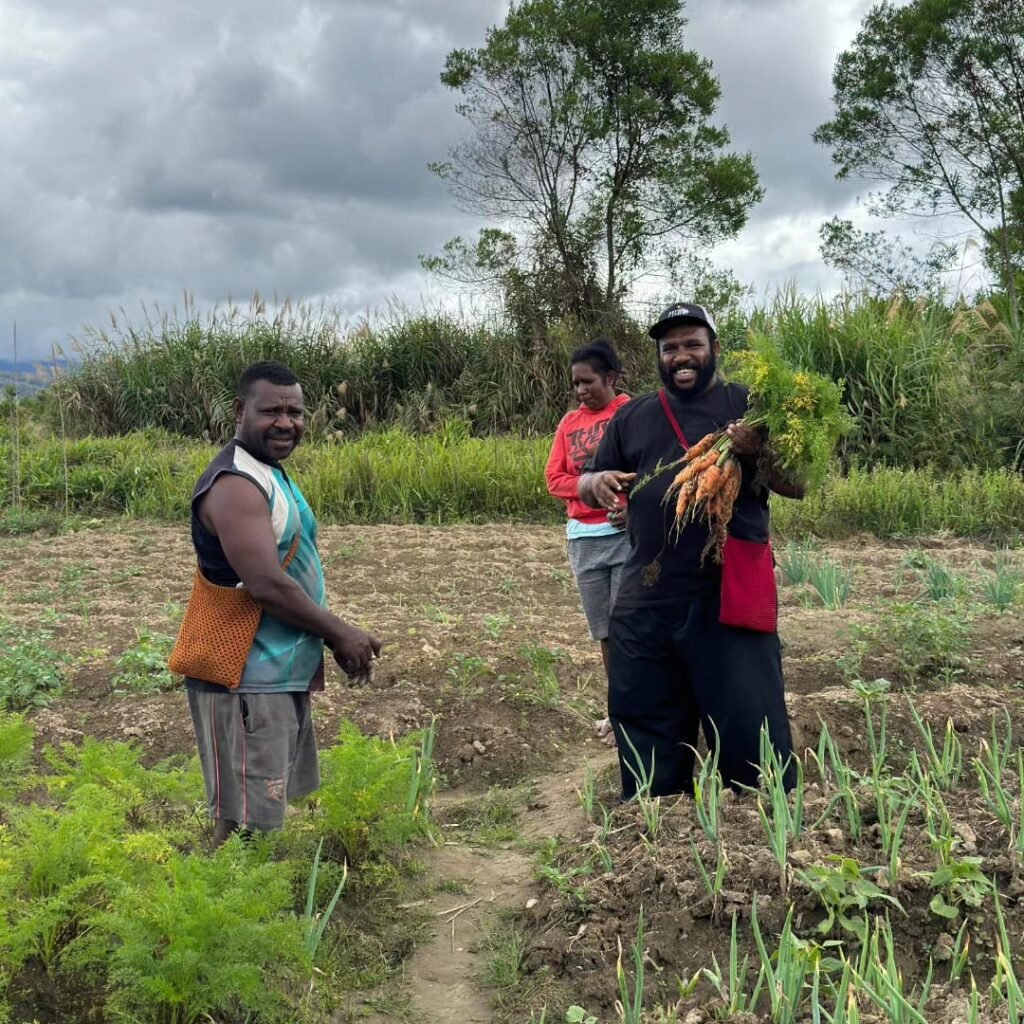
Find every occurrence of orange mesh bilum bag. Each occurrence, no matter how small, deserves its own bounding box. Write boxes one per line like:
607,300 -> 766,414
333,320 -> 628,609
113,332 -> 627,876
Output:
169,534 -> 299,689
169,573 -> 261,689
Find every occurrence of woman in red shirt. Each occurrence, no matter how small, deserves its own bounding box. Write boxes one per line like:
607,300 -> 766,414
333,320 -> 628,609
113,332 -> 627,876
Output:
545,338 -> 629,745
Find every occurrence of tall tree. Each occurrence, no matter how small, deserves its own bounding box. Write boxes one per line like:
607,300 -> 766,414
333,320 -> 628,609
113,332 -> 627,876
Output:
424,0 -> 762,328
819,217 -> 956,298
814,0 -> 1024,325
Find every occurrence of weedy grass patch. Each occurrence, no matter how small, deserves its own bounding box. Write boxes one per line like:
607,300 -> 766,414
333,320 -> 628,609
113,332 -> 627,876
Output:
851,599 -> 974,686
5,429 -> 1024,538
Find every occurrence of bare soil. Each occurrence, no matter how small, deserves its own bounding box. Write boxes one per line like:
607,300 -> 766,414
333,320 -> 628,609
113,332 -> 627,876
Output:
3,524 -> 1024,1021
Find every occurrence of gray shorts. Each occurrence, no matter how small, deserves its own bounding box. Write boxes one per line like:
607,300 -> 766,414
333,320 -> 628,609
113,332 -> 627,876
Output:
187,689 -> 320,830
567,532 -> 629,641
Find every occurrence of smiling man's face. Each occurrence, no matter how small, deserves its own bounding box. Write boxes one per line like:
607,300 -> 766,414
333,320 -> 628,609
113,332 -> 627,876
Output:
234,379 -> 305,462
657,323 -> 719,399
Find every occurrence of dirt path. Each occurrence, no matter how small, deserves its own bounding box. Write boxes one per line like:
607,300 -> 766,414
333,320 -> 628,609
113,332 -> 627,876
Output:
384,750 -> 618,1023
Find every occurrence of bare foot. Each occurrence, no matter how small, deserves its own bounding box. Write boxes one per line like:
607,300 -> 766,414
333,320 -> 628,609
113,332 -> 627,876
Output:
593,717 -> 616,748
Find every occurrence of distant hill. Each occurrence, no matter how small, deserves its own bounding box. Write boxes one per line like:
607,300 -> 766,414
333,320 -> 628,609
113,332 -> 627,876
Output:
0,357 -> 70,396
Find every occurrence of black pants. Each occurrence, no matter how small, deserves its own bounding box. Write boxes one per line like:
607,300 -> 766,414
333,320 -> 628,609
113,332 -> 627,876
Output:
607,591 -> 794,798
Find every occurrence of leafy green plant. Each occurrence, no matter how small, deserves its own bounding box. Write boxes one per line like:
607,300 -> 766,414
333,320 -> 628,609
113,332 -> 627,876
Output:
592,804 -> 614,872
851,677 -> 891,777
566,1007 -> 598,1024
907,704 -> 963,791
445,652 -> 491,696
0,795 -> 127,972
615,906 -> 648,1024
921,853 -> 992,920
0,619 -> 68,710
749,724 -> 804,896
481,613 -> 512,640
991,889 -> 1024,1020
537,840 -> 591,906
750,902 -> 818,1024
69,842 -> 308,1024
422,602 -> 461,625
0,711 -> 34,801
875,781 -> 913,894
315,721 -> 434,864
43,737 -> 202,821
702,912 -> 764,1017
975,741 -> 1024,882
112,628 -> 177,693
808,720 -> 862,842
858,915 -> 933,1024
859,601 -> 973,685
798,856 -> 902,943
576,763 -> 597,821
618,727 -> 662,841
690,729 -> 728,919
0,739 -> 204,985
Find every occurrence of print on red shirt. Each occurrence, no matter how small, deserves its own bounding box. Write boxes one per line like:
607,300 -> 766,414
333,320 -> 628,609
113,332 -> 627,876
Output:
566,421 -> 610,469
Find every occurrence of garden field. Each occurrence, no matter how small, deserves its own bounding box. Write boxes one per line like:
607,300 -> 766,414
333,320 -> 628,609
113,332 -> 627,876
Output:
2,520 -> 1024,1022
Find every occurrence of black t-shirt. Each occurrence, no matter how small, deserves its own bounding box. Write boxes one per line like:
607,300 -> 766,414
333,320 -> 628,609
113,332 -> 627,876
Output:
586,381 -> 770,607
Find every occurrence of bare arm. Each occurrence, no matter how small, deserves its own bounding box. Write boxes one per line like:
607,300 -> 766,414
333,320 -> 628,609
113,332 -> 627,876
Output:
765,463 -> 805,500
200,474 -> 382,680
725,422 -> 805,500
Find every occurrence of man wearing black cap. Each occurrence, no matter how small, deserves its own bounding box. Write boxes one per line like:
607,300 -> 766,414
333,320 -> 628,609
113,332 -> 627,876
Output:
578,303 -> 798,799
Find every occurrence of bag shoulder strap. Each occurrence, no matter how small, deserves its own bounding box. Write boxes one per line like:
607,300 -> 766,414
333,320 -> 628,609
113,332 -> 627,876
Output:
281,529 -> 300,570
657,388 -> 690,450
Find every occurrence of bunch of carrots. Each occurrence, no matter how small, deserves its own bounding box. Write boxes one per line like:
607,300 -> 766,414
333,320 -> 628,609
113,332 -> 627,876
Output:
664,430 -> 741,564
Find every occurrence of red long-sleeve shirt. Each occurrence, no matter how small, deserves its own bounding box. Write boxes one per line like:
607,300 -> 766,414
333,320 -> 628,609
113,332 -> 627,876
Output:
545,393 -> 630,524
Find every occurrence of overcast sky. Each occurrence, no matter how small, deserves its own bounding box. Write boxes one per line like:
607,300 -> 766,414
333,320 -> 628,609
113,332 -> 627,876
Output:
2,0 -> 901,361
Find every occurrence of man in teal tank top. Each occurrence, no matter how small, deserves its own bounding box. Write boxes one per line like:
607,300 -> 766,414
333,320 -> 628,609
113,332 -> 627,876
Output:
185,360 -> 382,845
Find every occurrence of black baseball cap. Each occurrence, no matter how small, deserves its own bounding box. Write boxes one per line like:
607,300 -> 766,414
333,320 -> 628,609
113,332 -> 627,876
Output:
648,302 -> 718,341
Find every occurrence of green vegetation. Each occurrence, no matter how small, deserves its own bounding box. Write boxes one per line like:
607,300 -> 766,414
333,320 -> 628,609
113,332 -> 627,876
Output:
982,550 -> 1024,612
10,294 -> 1020,472
112,628 -> 178,693
540,690 -> 1024,1023
441,783 -> 535,846
854,601 -> 974,686
316,720 -> 435,865
428,0 -> 761,327
0,716 -> 436,1024
803,556 -> 854,609
3,429 -> 1024,538
50,305 -> 606,441
0,712 -> 33,801
770,465 -> 1024,539
815,0 -> 1024,322
0,619 -> 68,711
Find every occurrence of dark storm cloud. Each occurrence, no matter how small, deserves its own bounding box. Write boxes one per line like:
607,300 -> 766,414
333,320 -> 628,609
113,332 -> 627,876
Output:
2,0 -> 879,359
1,0 -> 506,356
686,0 -> 875,220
